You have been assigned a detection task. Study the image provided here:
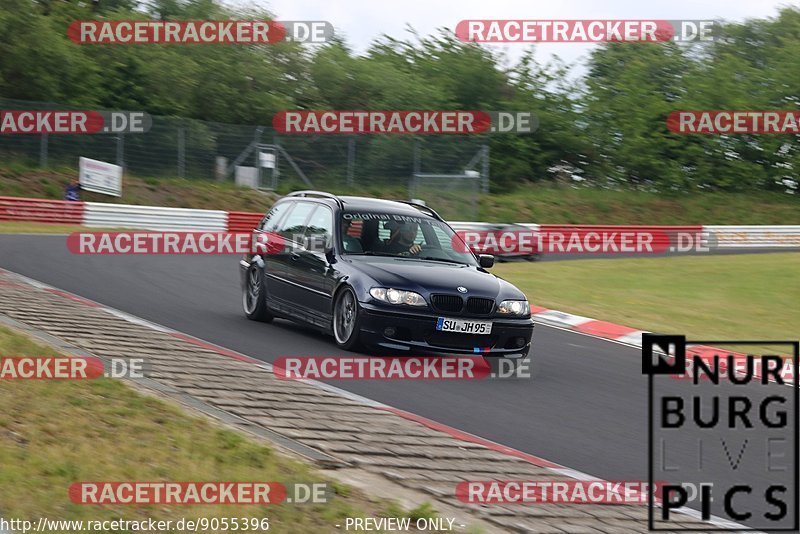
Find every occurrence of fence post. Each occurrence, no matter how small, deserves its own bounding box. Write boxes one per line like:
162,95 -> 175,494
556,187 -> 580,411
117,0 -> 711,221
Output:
177,125 -> 185,178
481,143 -> 489,193
253,127 -> 262,168
39,133 -> 48,168
116,134 -> 124,168
253,127 -> 263,187
272,135 -> 280,189
413,138 -> 421,175
347,137 -> 355,186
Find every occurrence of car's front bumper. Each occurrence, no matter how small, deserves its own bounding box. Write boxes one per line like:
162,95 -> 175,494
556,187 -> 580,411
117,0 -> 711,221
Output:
358,302 -> 534,357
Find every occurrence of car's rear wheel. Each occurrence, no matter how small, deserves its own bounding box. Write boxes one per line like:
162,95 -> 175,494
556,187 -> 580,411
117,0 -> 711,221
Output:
243,264 -> 273,322
333,286 -> 362,351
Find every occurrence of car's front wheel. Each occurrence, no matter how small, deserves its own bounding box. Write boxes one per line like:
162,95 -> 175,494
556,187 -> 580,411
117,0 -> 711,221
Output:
243,264 -> 273,322
332,286 -> 362,351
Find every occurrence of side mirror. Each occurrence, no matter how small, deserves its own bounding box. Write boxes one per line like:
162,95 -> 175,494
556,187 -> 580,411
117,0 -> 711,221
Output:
325,247 -> 337,264
478,254 -> 495,268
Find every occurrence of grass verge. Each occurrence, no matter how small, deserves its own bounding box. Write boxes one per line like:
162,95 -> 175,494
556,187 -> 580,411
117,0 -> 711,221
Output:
0,163 -> 278,213
0,222 -> 97,234
0,222 -> 144,234
0,324 -> 434,533
495,253 -> 799,346
480,185 -> 800,225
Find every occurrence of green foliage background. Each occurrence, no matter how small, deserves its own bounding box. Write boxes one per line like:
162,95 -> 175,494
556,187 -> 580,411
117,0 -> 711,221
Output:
1,1 -> 798,194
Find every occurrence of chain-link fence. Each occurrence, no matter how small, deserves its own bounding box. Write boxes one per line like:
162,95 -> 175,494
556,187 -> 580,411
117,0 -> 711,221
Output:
0,98 -> 489,218
410,173 -> 482,220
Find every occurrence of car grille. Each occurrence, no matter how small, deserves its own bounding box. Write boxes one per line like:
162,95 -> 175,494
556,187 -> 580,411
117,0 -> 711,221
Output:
431,294 -> 496,316
431,294 -> 464,313
466,297 -> 495,315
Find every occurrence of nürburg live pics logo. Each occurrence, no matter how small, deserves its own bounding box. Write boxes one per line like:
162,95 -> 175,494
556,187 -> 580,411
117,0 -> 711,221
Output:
642,334 -> 798,531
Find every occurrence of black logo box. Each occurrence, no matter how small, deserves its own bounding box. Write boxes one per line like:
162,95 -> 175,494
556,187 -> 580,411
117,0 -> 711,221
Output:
642,335 -> 799,531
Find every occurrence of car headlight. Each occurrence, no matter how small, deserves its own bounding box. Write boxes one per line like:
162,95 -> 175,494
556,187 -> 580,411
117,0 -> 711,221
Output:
369,287 -> 427,306
497,299 -> 530,316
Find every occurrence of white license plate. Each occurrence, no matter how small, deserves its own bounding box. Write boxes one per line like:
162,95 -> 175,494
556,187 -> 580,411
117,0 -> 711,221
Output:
436,317 -> 493,335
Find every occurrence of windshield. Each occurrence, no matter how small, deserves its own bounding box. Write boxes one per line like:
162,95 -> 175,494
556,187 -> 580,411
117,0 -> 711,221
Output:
339,211 -> 478,266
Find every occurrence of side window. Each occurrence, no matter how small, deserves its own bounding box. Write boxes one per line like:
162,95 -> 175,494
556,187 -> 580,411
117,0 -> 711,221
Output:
262,202 -> 292,232
277,202 -> 315,243
304,206 -> 333,250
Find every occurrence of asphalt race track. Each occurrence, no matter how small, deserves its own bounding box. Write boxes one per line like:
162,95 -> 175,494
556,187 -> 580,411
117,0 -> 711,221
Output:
1,234 -> 796,529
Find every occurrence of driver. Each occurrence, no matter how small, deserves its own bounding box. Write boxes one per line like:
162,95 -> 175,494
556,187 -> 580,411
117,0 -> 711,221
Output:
381,221 -> 422,255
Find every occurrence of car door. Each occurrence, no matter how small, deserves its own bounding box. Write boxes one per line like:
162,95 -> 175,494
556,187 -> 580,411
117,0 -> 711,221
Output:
286,204 -> 335,326
252,200 -> 293,286
268,201 -> 316,310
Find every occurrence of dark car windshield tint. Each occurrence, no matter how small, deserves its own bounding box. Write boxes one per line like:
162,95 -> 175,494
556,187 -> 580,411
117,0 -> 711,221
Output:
340,212 -> 478,266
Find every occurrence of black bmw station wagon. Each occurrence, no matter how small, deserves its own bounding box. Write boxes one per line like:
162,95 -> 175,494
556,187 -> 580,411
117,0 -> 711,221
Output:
240,191 -> 534,365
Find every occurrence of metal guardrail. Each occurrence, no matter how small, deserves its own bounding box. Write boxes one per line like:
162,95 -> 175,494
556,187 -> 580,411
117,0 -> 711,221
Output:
0,196 -> 84,224
449,222 -> 540,231
84,202 -> 227,231
227,211 -> 263,232
2,196 -> 800,250
705,225 -> 800,247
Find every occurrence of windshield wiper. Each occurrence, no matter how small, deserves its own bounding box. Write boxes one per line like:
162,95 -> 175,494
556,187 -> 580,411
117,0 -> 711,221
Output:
351,252 -> 471,265
347,251 -> 396,257
410,256 -> 470,265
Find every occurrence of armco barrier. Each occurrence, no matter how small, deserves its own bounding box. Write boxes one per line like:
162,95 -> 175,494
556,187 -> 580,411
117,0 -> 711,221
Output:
450,222 -> 540,232
0,195 -> 84,224
539,224 -> 704,252
227,211 -> 263,232
1,196 -> 800,250
84,202 -> 227,231
706,225 -> 800,248
539,225 -> 703,233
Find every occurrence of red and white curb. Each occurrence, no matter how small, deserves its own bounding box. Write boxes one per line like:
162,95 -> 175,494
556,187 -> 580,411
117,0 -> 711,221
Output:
531,305 -> 796,386
0,267 -> 750,531
532,306 -> 647,346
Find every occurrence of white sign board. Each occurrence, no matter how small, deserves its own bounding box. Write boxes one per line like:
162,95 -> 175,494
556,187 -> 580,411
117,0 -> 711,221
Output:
235,166 -> 259,189
79,157 -> 122,197
259,152 -> 275,169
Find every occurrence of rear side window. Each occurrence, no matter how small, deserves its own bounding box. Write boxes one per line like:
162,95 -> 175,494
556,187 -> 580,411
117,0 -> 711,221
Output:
262,202 -> 292,232
304,205 -> 333,245
277,202 -> 315,242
